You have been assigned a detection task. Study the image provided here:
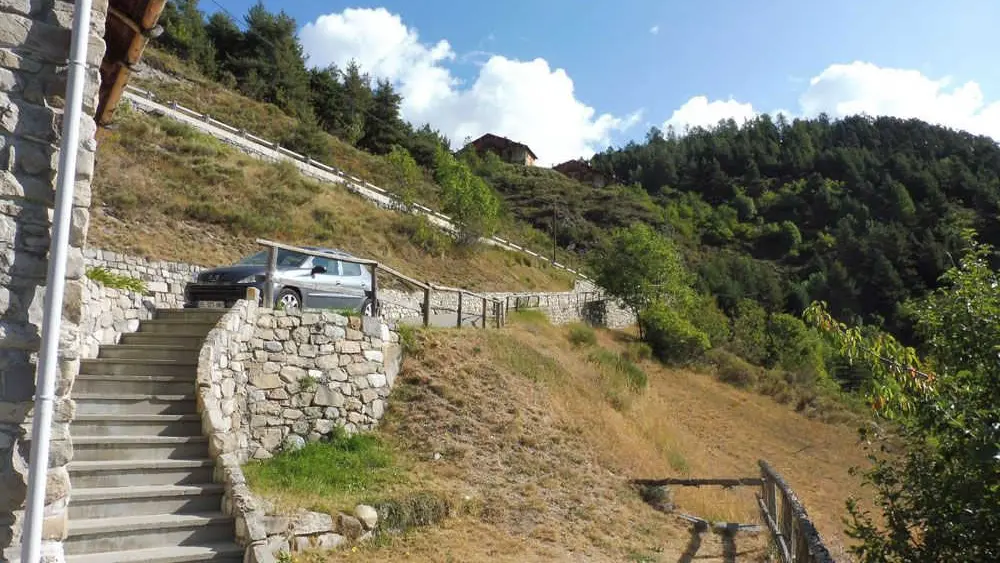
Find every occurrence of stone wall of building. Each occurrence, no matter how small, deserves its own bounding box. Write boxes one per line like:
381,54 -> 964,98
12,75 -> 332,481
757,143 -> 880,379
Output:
77,277 -> 155,359
0,1 -> 108,560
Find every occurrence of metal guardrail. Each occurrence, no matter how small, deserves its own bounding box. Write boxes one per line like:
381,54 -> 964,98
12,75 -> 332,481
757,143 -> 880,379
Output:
123,85 -> 591,282
255,239 -> 505,329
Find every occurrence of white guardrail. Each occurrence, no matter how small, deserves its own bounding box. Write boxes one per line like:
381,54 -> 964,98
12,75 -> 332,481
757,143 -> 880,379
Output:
121,85 -> 591,281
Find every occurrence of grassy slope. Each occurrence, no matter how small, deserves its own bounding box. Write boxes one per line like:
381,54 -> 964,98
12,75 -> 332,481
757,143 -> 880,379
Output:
252,318 -> 870,562
134,49 -> 587,270
91,110 -> 573,291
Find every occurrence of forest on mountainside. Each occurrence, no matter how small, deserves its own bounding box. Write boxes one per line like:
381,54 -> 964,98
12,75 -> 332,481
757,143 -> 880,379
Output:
154,1 -> 1000,346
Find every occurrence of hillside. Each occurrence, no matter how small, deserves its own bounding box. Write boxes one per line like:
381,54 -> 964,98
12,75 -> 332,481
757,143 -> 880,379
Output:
245,317 -> 870,562
91,109 -> 574,291
128,48 -> 585,272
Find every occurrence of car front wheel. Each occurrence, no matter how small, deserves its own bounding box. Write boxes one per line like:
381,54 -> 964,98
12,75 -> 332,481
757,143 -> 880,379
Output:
360,297 -> 375,317
276,288 -> 301,312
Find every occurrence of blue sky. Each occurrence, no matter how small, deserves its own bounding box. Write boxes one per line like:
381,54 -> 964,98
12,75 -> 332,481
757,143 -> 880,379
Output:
204,0 -> 1000,164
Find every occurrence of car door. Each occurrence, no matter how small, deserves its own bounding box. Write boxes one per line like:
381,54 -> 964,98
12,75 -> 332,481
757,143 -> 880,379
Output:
334,259 -> 369,310
302,256 -> 344,309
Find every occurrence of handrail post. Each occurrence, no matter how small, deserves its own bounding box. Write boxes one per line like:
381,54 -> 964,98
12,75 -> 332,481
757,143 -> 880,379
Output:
423,285 -> 432,328
263,245 -> 277,307
456,292 -> 463,329
369,264 -> 378,317
481,297 -> 487,329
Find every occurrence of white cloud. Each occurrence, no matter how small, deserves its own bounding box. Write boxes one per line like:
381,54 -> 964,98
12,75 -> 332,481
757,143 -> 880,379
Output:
299,8 -> 639,166
663,96 -> 758,131
799,61 -> 1000,138
662,61 -> 1000,140
649,25 -> 659,35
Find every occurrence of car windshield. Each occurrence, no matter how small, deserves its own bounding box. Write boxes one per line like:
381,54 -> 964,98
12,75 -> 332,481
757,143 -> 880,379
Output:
236,250 -> 309,268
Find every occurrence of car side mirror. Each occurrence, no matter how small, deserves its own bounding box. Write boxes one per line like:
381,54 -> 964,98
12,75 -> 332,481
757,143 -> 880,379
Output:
311,265 -> 327,275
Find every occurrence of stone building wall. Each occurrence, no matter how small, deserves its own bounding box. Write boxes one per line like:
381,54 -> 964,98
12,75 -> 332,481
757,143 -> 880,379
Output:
77,277 -> 155,359
0,1 -> 108,560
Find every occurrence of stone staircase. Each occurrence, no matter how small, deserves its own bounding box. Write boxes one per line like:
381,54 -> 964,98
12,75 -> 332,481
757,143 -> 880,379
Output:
65,309 -> 243,562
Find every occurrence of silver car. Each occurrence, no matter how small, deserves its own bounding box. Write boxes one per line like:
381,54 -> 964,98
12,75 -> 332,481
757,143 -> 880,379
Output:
184,247 -> 376,314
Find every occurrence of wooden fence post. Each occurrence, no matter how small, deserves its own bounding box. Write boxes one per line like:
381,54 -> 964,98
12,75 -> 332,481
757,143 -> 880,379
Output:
456,292 -> 463,329
481,297 -> 487,329
263,245 -> 277,307
369,265 -> 379,317
423,286 -> 431,328
495,302 -> 502,329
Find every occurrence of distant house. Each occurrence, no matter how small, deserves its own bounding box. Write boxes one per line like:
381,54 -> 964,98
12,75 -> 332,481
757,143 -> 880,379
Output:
465,133 -> 538,166
553,159 -> 610,188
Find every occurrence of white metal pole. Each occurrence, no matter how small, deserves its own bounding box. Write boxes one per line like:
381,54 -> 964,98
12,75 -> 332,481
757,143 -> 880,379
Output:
21,0 -> 93,560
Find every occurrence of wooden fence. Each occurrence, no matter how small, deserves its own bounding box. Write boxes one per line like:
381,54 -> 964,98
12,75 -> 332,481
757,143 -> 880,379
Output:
757,460 -> 834,563
256,239 -> 506,329
632,460 -> 834,562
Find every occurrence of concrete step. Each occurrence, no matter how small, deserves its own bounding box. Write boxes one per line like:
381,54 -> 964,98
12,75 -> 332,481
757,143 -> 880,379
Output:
99,345 -> 201,362
65,513 -> 234,555
156,309 -> 227,323
73,414 -> 202,437
80,358 -> 197,377
74,374 -> 195,396
69,484 -> 225,519
138,319 -> 219,335
66,544 -> 244,563
69,459 -> 215,488
75,394 -> 196,416
120,333 -> 207,347
74,436 -> 209,462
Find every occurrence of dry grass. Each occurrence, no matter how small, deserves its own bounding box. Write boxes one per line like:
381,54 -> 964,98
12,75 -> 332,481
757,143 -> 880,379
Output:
91,110 -> 572,291
261,318 -> 872,562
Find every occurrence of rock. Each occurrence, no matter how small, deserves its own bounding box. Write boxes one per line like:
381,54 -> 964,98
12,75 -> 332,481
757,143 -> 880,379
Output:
283,435 -> 305,452
262,515 -> 292,535
314,419 -> 335,434
313,385 -> 344,407
366,373 -> 387,388
279,365 -> 306,383
346,362 -> 376,377
250,371 -> 281,389
336,513 -> 364,540
362,350 -> 384,362
354,505 -> 378,530
316,533 -> 346,549
293,510 -> 334,535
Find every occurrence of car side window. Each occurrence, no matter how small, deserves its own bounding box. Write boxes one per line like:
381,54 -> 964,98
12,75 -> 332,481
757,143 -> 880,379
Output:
312,257 -> 335,274
339,261 -> 362,276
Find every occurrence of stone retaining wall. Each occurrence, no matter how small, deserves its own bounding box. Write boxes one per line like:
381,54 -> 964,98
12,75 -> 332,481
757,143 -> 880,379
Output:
378,288 -> 635,329
83,248 -> 200,309
246,310 -> 401,459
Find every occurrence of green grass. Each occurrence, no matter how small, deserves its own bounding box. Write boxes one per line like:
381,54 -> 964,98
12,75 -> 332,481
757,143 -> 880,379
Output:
508,308 -> 549,326
85,267 -> 147,293
243,430 -> 401,507
566,323 -> 597,347
588,348 -> 648,391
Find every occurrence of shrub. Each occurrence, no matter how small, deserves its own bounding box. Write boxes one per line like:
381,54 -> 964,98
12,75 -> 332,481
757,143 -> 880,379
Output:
623,341 -> 653,363
704,348 -> 759,388
397,324 -> 421,357
639,302 -> 710,363
687,293 -> 731,348
567,323 -> 597,347
729,298 -> 768,364
397,215 -> 452,257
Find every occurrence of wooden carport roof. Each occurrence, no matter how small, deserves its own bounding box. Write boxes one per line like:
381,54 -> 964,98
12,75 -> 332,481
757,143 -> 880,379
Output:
96,0 -> 168,125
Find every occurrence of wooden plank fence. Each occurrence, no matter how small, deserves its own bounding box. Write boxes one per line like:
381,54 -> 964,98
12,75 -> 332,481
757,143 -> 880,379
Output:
632,459 -> 834,562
